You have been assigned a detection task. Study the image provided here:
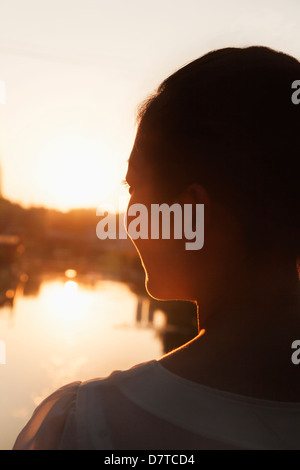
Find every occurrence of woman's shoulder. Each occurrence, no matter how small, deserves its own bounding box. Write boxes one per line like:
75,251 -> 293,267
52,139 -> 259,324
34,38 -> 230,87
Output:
13,358 -> 300,450
80,359 -> 157,394
12,360 -> 156,450
13,381 -> 82,450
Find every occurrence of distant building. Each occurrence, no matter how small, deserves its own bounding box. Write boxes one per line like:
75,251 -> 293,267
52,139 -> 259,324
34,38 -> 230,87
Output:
0,234 -> 20,263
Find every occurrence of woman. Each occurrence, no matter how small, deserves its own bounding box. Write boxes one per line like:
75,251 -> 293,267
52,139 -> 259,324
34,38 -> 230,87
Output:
13,46 -> 300,450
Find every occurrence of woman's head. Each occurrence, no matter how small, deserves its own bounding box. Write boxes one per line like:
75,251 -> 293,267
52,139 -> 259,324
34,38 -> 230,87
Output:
126,46 -> 300,301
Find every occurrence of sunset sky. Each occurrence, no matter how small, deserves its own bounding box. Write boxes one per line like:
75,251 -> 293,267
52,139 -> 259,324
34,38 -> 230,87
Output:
0,0 -> 299,212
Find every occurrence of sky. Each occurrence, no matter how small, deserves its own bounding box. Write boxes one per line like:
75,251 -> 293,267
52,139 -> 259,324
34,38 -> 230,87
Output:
0,0 -> 299,212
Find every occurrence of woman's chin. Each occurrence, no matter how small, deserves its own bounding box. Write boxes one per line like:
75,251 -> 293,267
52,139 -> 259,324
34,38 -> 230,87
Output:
145,277 -> 180,301
145,277 -> 166,300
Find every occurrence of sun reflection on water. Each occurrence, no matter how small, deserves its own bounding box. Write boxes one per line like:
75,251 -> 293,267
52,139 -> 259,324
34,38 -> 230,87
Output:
0,275 -> 165,449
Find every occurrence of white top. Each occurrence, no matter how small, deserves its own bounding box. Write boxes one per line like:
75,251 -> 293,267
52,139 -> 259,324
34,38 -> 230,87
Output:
13,359 -> 300,450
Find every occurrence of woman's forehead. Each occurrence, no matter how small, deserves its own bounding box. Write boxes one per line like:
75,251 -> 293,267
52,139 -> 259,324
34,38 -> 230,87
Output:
128,145 -> 139,166
127,143 -> 148,173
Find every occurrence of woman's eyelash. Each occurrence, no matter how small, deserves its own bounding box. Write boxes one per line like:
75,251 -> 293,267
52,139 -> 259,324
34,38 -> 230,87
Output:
122,179 -> 130,188
122,179 -> 133,193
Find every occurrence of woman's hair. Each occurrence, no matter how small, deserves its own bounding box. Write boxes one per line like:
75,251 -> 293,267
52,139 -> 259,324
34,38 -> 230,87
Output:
135,46 -> 300,261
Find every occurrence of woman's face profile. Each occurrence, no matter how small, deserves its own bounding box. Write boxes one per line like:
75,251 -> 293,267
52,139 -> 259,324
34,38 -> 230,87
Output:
125,141 -> 193,301
125,131 -> 251,308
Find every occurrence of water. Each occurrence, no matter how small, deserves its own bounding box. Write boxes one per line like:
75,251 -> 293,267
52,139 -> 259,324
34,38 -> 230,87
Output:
0,272 -> 168,450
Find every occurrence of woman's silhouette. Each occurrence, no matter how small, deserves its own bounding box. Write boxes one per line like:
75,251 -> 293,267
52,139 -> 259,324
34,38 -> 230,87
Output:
14,46 -> 300,450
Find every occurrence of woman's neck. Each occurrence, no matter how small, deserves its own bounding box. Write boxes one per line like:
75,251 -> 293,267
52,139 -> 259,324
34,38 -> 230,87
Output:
160,256 -> 300,400
198,253 -> 300,332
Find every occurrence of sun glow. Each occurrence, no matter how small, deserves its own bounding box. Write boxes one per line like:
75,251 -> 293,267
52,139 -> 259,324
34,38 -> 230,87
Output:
64,269 -> 77,279
34,132 -> 128,212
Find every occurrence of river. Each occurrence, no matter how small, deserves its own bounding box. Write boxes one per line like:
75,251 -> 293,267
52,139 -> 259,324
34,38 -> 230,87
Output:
0,270 -> 179,449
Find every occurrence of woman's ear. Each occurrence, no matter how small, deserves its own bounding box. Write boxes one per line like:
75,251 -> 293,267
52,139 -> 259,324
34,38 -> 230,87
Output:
175,183 -> 211,231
